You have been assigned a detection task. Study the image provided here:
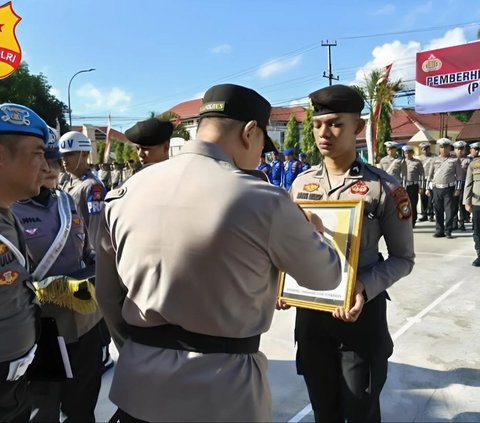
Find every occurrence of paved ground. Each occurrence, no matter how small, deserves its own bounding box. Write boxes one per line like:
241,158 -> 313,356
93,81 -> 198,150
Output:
95,219 -> 480,422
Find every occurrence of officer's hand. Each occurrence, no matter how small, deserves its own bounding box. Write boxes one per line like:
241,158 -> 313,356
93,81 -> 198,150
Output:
454,190 -> 461,197
332,281 -> 365,323
304,210 -> 324,234
276,298 -> 291,310
465,204 -> 472,213
425,189 -> 431,197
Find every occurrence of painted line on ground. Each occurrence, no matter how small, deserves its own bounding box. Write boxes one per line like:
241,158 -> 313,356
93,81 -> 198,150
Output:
287,280 -> 464,423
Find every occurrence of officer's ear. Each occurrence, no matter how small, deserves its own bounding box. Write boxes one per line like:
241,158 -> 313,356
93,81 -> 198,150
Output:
240,120 -> 258,150
354,116 -> 365,135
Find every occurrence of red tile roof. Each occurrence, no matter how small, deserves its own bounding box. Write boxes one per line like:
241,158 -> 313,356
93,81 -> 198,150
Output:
71,125 -> 129,143
167,99 -> 306,122
457,110 -> 480,141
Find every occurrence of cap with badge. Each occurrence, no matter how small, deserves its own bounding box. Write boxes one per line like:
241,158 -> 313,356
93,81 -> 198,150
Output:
419,142 -> 431,149
0,103 -> 49,143
45,127 -> 62,159
309,84 -> 364,116
384,141 -> 398,149
470,142 -> 480,150
125,118 -> 174,147
199,83 -> 277,154
436,137 -> 452,147
59,131 -> 92,153
283,148 -> 295,156
453,140 -> 467,149
402,145 -> 414,152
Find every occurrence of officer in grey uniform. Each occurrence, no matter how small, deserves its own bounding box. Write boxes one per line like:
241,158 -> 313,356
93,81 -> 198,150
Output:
110,162 -> 123,189
95,83 -> 342,423
463,141 -> 480,266
0,103 -> 49,422
417,142 -> 436,221
401,144 -> 425,227
125,118 -> 174,175
452,140 -> 470,230
98,163 -> 112,191
377,141 -> 406,184
288,85 -> 415,422
426,138 -> 464,238
13,129 -> 103,422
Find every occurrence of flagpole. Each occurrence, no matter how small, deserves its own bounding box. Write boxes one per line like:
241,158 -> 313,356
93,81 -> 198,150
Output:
103,114 -> 112,164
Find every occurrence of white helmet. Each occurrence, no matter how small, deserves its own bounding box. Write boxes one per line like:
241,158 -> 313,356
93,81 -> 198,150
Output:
59,131 -> 92,153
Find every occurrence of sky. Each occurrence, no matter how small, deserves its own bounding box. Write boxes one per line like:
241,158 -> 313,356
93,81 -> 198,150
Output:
7,0 -> 480,131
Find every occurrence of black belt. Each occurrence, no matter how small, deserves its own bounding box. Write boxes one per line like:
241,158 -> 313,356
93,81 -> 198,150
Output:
128,324 -> 260,354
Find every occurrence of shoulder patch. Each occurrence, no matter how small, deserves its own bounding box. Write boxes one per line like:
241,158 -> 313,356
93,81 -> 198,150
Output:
389,186 -> 412,220
105,187 -> 127,202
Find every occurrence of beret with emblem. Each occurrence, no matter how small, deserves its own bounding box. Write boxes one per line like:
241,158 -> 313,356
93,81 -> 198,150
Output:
309,84 -> 364,116
437,137 -> 452,146
0,103 -> 49,143
125,118 -> 174,147
283,148 -> 295,156
200,83 -> 276,154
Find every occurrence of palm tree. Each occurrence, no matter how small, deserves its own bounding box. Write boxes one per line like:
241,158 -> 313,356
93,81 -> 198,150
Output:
352,68 -> 403,163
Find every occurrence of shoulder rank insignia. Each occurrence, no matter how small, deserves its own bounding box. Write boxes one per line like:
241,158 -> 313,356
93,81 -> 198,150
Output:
0,243 -> 8,255
303,183 -> 320,192
351,181 -> 369,195
389,186 -> 412,219
0,270 -> 19,285
105,187 -> 127,202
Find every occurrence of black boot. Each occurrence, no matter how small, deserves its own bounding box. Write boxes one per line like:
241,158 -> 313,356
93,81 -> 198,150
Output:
473,252 -> 480,267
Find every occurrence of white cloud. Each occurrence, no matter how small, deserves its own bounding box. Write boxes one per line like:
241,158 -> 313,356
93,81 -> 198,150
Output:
257,56 -> 302,78
49,87 -> 61,99
76,83 -> 131,113
211,44 -> 232,54
352,27 -> 468,91
289,97 -> 309,107
193,91 -> 205,99
370,4 -> 395,16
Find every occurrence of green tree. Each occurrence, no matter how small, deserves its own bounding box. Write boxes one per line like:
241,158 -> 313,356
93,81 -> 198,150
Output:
157,111 -> 190,141
301,107 -> 322,165
114,140 -> 125,162
0,62 -> 68,133
283,114 -> 300,154
352,68 -> 403,161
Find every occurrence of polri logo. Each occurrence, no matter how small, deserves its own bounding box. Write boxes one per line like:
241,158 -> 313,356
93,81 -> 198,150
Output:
0,2 -> 22,79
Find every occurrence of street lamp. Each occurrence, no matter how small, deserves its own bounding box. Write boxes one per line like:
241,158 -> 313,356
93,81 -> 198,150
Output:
67,68 -> 95,127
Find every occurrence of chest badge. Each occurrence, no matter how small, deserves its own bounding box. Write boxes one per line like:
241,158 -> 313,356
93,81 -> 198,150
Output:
0,270 -> 19,285
350,181 -> 369,195
72,217 -> 81,225
303,183 -> 320,192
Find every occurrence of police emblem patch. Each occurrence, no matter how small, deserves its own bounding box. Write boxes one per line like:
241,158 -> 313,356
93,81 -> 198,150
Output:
0,105 -> 30,126
303,183 -> 320,192
91,184 -> 104,201
0,270 -> 19,285
389,187 -> 412,220
350,181 -> 369,195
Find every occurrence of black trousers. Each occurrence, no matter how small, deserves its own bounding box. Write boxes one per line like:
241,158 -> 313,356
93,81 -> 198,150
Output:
29,322 -> 103,423
406,184 -> 419,224
420,191 -> 434,218
295,292 -> 393,423
109,408 -> 148,423
473,205 -> 480,253
432,186 -> 455,234
0,363 -> 30,423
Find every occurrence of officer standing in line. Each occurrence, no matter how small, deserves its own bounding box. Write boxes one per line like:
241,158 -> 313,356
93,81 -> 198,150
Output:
282,147 -> 301,190
401,144 -> 424,227
426,138 -> 464,238
417,142 -> 436,222
13,128 -> 103,422
125,118 -> 173,175
0,103 -> 49,422
110,162 -> 123,189
256,154 -> 272,181
286,85 -> 415,422
377,141 -> 406,184
452,140 -> 470,230
464,142 -> 480,266
95,83 -> 342,423
299,152 -> 311,172
269,150 -> 283,186
98,163 -> 112,191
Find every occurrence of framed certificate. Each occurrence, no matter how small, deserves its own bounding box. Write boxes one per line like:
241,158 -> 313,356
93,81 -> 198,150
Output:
277,200 -> 364,312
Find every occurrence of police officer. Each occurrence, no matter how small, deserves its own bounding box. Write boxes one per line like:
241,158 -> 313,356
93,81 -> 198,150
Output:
426,138 -> 464,238
463,141 -> 480,266
0,103 -> 49,422
282,147 -> 301,190
110,162 -> 123,189
377,141 -> 406,184
125,118 -> 173,173
95,83 -> 342,422
452,140 -> 470,230
98,162 -> 112,191
256,153 -> 271,181
417,142 -> 436,222
287,85 -> 415,422
299,152 -> 311,172
401,144 -> 425,227
269,150 -> 283,186
13,128 -> 103,422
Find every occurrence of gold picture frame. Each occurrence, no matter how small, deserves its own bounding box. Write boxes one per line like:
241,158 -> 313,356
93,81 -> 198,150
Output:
277,200 -> 364,312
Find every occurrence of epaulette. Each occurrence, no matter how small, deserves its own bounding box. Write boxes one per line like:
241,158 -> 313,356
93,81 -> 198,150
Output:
105,187 -> 127,202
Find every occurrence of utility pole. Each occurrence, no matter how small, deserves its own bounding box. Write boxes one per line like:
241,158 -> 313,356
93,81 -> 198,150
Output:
322,40 -> 339,86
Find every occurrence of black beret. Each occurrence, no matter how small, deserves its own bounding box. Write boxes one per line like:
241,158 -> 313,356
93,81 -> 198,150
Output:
309,84 -> 364,116
125,118 -> 174,146
200,83 -> 277,153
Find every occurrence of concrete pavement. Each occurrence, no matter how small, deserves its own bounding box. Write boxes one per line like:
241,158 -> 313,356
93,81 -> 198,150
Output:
95,219 -> 480,422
